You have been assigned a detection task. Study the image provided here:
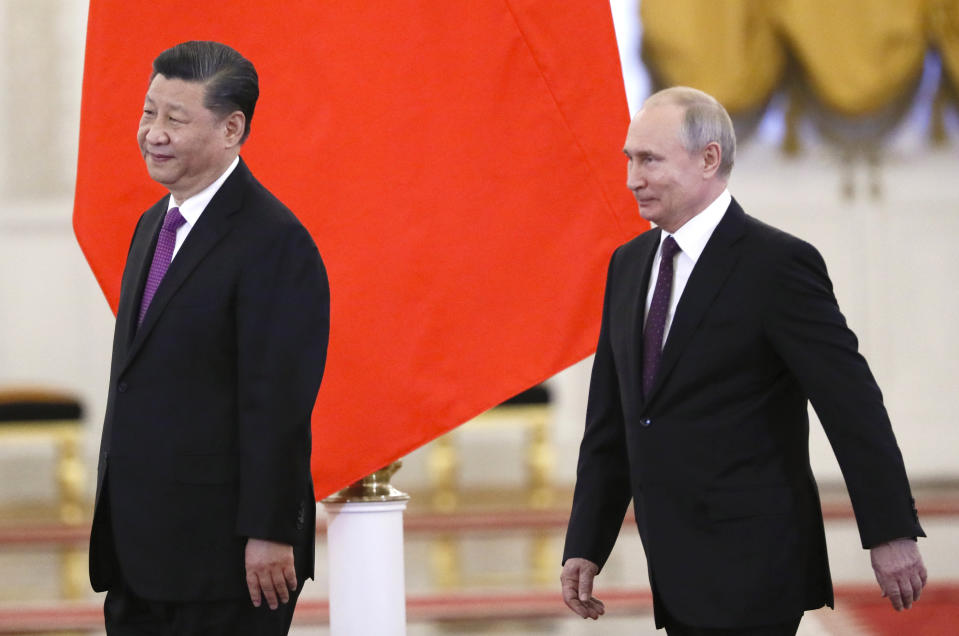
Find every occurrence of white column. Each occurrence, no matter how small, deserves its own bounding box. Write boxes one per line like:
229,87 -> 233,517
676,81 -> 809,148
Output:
324,500 -> 409,635
322,463 -> 410,635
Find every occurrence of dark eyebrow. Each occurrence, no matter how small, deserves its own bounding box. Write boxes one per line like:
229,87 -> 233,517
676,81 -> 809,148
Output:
142,94 -> 187,113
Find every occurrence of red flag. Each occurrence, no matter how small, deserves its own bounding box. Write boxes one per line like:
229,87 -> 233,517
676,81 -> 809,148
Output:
74,1 -> 645,497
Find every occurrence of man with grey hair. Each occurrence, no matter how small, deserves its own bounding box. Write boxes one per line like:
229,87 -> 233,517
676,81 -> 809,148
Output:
561,86 -> 926,634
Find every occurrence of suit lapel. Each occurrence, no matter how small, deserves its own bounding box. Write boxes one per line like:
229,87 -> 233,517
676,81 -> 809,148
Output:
121,159 -> 249,371
646,199 -> 747,401
115,199 -> 168,353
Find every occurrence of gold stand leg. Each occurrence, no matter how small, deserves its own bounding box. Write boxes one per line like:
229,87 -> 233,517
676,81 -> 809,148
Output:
429,533 -> 461,589
428,434 -> 458,512
530,531 -> 554,585
57,431 -> 86,600
526,412 -> 554,509
59,545 -> 87,599
56,432 -> 85,525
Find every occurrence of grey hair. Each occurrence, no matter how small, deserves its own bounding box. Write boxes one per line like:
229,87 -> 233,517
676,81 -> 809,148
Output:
644,86 -> 736,178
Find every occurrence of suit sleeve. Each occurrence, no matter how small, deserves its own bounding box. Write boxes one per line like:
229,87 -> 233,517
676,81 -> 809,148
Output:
762,238 -> 923,548
233,221 -> 330,544
563,251 -> 633,570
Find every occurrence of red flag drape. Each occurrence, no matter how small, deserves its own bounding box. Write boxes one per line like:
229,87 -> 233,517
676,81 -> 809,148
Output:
74,1 -> 645,497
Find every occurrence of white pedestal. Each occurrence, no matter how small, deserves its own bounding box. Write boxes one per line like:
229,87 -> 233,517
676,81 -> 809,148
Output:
323,500 -> 409,636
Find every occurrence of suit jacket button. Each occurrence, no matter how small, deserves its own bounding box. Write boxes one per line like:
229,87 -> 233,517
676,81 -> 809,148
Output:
641,418 -> 651,428
117,382 -> 128,393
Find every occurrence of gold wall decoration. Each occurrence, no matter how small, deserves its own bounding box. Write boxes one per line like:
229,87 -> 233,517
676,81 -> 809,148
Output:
641,0 -> 785,113
640,0 -> 957,131
929,0 -> 959,91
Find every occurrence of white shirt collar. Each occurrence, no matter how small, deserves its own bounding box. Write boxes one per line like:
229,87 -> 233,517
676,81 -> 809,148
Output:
660,188 -> 731,263
166,156 -> 240,225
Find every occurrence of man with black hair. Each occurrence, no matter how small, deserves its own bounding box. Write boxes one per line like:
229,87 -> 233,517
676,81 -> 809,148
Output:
89,41 -> 329,635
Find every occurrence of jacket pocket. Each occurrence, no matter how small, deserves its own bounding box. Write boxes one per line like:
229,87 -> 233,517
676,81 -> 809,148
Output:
175,453 -> 237,485
708,485 -> 794,522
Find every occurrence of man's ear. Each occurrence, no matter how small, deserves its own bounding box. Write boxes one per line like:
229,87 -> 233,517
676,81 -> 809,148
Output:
702,141 -> 721,178
223,111 -> 246,147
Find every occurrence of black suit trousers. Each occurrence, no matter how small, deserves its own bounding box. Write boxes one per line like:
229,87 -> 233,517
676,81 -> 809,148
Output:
663,610 -> 801,636
104,578 -> 301,636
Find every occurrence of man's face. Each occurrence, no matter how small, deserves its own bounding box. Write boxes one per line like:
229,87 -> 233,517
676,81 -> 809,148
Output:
137,74 -> 230,202
623,103 -> 711,233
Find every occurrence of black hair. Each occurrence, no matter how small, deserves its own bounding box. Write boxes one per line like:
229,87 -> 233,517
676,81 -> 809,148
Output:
152,41 -> 258,143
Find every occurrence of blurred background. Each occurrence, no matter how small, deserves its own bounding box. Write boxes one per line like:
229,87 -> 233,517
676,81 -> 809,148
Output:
1,0 -> 957,633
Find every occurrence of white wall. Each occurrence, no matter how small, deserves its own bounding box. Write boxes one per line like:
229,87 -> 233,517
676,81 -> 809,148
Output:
735,144 -> 959,482
0,0 -> 113,503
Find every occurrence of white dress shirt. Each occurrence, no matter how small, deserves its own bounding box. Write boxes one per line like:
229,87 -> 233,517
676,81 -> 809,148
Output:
644,189 -> 732,341
167,156 -> 240,259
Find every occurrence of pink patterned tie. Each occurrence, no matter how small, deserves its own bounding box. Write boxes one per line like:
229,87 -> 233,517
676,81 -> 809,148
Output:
642,236 -> 681,397
138,207 -> 186,326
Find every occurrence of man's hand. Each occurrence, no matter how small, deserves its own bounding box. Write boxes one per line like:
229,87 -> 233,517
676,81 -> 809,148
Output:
870,537 -> 927,611
561,557 -> 605,619
245,538 -> 297,610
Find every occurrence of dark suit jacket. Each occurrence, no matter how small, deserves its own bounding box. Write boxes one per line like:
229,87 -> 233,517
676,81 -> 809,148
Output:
563,199 -> 923,629
89,159 -> 330,602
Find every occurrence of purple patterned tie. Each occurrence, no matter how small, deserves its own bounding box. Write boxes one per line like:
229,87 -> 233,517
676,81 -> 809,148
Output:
138,207 -> 186,326
642,236 -> 681,397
